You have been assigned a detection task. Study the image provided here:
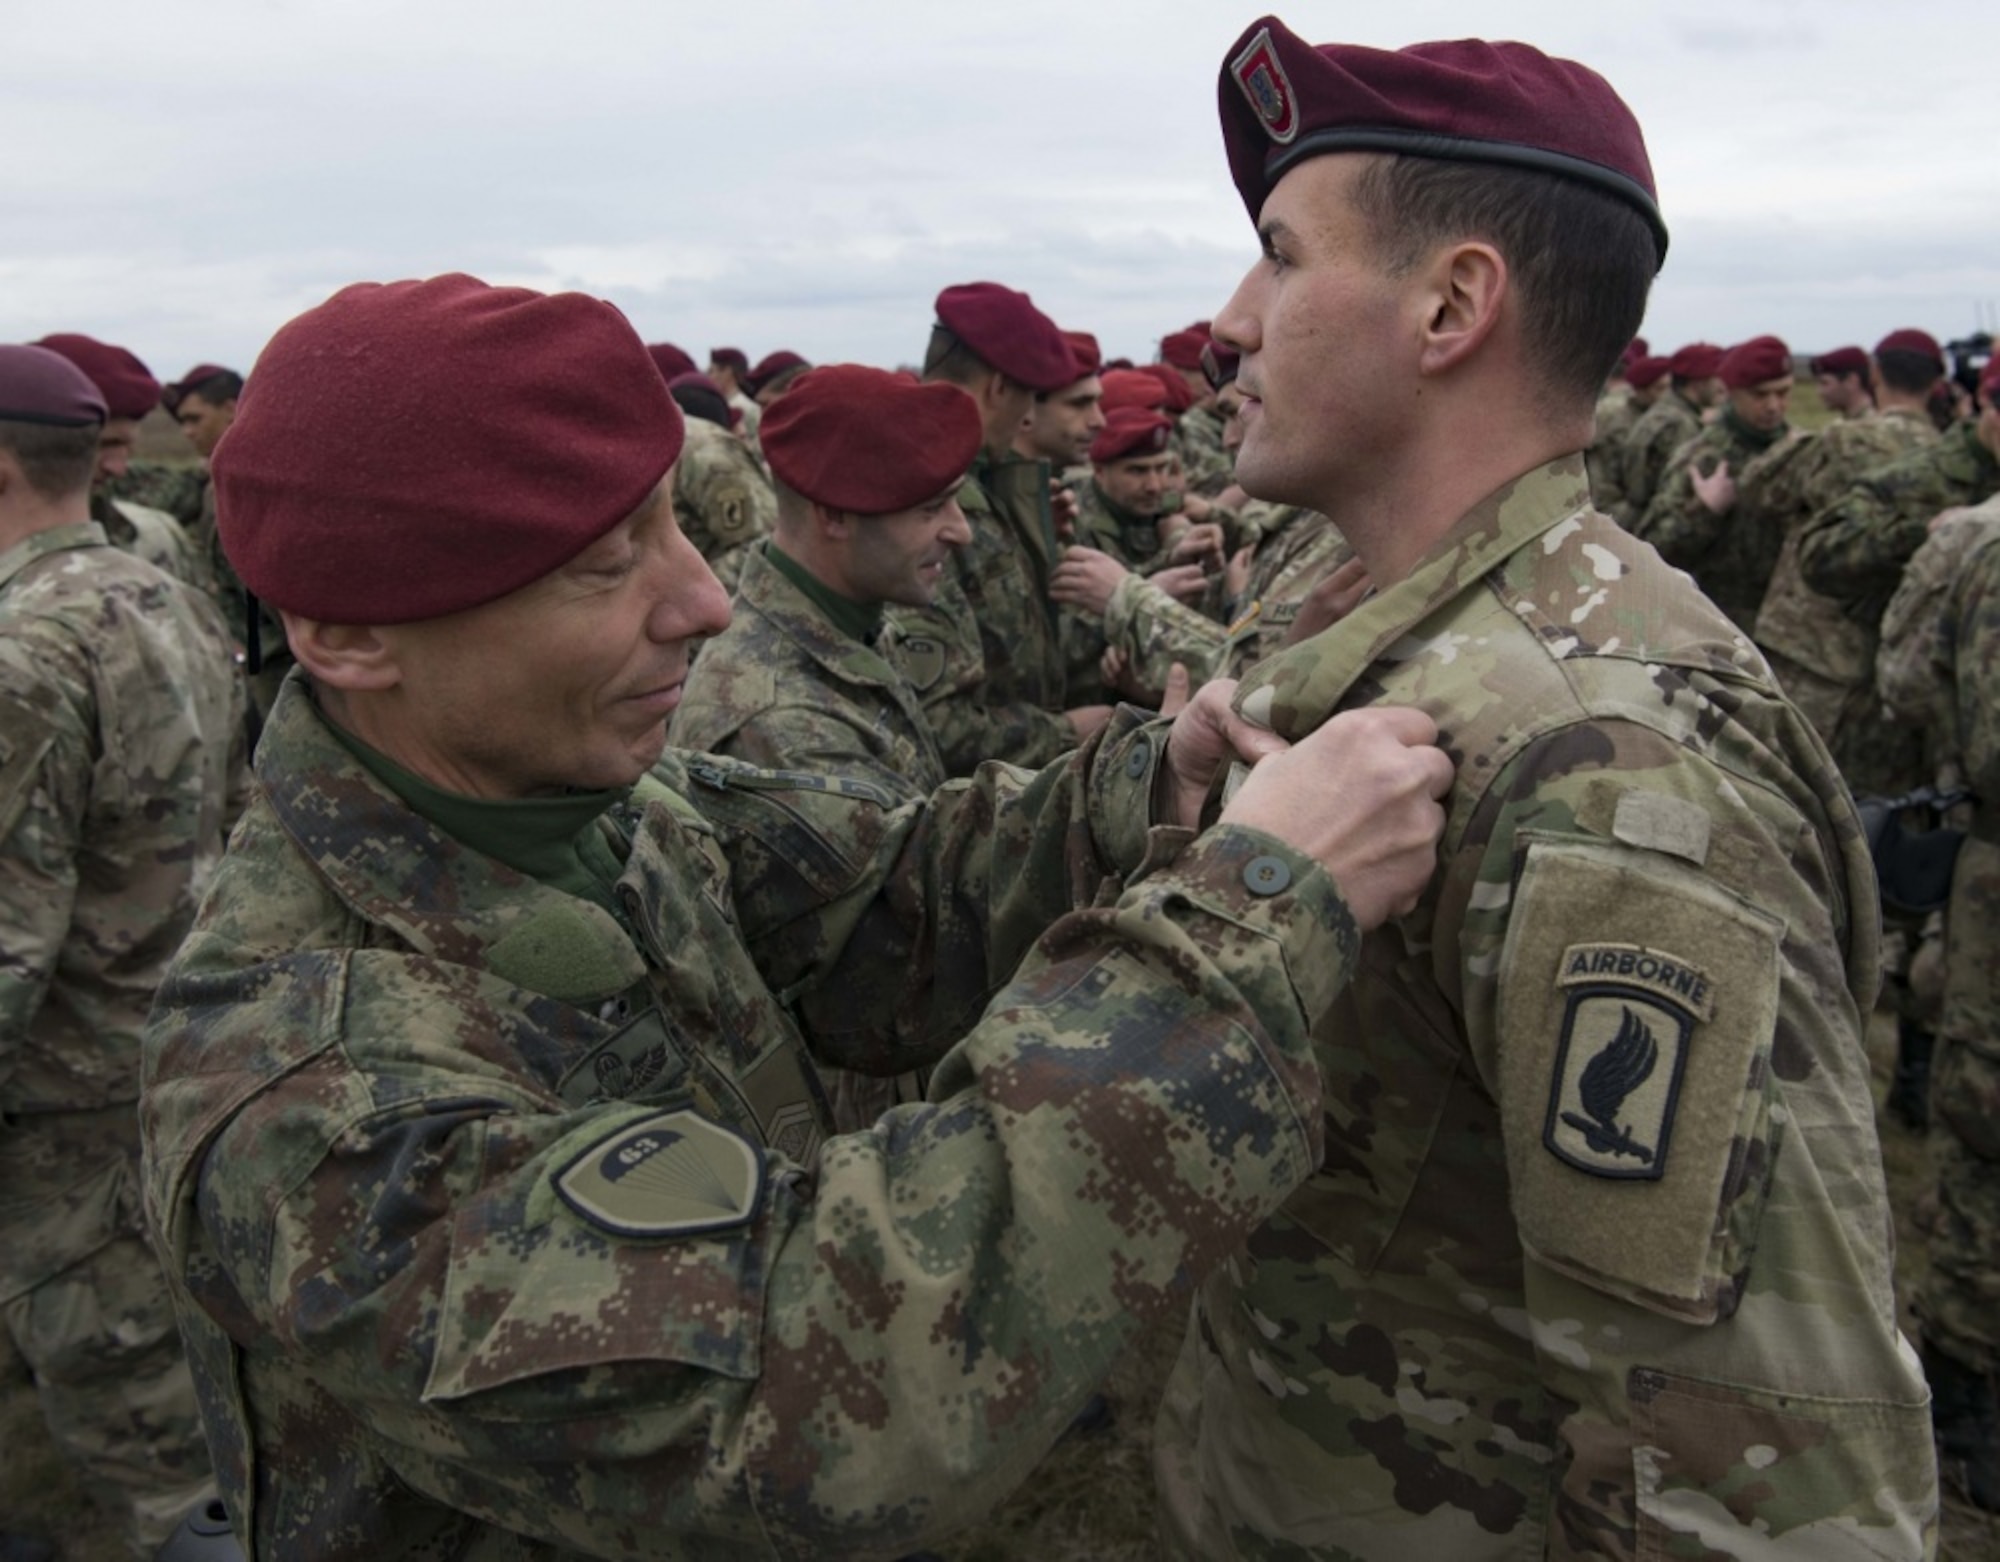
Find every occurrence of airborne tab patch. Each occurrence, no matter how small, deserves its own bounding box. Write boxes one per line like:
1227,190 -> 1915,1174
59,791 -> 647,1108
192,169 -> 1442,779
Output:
555,1110 -> 764,1238
1230,27 -> 1300,144
1545,944 -> 1710,1180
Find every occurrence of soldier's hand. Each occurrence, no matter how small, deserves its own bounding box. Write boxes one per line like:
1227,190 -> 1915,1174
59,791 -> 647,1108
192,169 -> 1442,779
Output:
1152,563 -> 1210,605
1691,459 -> 1735,515
1065,704 -> 1115,743
1283,557 -> 1372,646
1159,662 -> 1192,718
1168,522 -> 1225,569
1160,678 -> 1289,829
1051,547 -> 1129,617
1049,477 -> 1080,539
1221,707 -> 1452,930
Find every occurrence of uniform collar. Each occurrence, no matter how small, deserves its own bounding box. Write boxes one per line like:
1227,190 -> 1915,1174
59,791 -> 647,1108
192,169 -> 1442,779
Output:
741,545 -> 903,685
1232,456 -> 1592,740
0,520 -> 107,593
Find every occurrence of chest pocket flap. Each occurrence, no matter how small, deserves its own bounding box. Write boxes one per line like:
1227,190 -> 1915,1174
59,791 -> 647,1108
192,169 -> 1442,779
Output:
1497,832 -> 1784,1324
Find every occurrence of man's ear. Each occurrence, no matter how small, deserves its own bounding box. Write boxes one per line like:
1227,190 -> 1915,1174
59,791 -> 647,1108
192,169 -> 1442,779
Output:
283,614 -> 401,692
1416,240 -> 1507,377
811,500 -> 854,541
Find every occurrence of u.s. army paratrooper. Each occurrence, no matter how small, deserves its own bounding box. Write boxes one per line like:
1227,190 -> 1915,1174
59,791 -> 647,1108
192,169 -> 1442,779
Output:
1150,18 -> 1937,1559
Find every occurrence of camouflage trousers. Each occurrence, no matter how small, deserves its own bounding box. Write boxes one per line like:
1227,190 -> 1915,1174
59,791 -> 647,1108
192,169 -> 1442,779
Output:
0,1107 -> 213,1558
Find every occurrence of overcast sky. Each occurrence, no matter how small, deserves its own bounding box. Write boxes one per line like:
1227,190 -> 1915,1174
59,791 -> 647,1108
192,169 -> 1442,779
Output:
7,0 -> 1996,385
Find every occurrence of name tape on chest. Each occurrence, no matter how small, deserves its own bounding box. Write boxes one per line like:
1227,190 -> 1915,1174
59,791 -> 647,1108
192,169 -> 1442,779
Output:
1543,943 -> 1714,1181
555,1110 -> 764,1238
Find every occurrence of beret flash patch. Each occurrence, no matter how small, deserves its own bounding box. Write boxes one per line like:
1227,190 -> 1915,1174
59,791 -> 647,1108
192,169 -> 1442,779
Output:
1232,27 -> 1300,144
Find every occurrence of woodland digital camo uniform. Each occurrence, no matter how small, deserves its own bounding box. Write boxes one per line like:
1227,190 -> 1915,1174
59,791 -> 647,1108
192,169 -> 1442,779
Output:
1,522 -> 240,1555
1153,458 -> 1936,1559
1632,407 -> 1789,634
889,453 -> 1075,774
670,541 -> 947,803
672,414 -> 776,595
1744,407 -> 1939,795
1613,385 -> 1703,527
140,677 -> 1361,1559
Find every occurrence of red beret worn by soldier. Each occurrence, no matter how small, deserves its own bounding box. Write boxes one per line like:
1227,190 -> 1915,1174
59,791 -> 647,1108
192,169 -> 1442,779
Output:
1876,328 -> 1944,366
1090,408 -> 1173,467
933,282 -> 1080,391
760,364 -> 981,514
1061,331 -> 1103,379
1155,13 -> 1938,1559
1141,363 -> 1196,415
31,333 -> 161,420
0,344 -> 109,426
140,270 -> 1444,1560
216,273 -> 681,624
708,346 -> 750,376
1158,330 -> 1210,371
746,349 -> 809,395
1669,341 -> 1726,380
161,363 -> 237,413
1810,346 -> 1870,380
1100,369 -> 1171,414
646,342 -> 700,381
1625,354 -> 1671,389
1720,334 -> 1793,388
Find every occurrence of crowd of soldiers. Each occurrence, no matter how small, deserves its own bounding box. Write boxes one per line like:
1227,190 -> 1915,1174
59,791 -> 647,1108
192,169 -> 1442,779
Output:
4,11 -> 1998,1562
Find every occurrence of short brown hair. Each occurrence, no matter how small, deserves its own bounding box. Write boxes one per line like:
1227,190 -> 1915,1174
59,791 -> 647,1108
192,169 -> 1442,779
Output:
1349,155 -> 1657,411
0,418 -> 99,500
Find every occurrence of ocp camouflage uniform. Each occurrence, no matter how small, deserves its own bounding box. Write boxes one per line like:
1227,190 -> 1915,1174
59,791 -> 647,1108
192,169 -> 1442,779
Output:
1899,507 -> 2000,1508
1216,505 -> 1354,680
93,491 -> 195,588
140,674 -> 1359,1559
1174,403 -> 1234,498
1586,386 -> 1644,519
1744,408 -> 1939,796
1,522 -> 241,1556
1798,418 -> 2000,627
889,455 -> 1074,773
672,416 -> 776,595
1154,456 -> 1936,1559
1614,385 -> 1703,526
1632,407 -> 1788,633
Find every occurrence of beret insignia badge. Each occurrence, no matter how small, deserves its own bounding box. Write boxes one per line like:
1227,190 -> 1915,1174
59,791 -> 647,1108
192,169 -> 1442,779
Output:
1543,944 -> 1711,1181
1231,28 -> 1299,144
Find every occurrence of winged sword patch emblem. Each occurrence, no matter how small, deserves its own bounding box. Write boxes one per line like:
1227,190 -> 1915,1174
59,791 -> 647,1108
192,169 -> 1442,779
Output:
1544,946 -> 1704,1180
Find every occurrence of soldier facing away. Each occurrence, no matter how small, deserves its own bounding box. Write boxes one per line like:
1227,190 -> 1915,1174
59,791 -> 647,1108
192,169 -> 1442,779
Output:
0,345 -> 240,1557
136,272 -> 1456,1559
1151,17 -> 1937,1558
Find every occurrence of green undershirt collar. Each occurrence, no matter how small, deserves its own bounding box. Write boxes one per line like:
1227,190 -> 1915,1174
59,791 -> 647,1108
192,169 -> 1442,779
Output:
764,541 -> 882,643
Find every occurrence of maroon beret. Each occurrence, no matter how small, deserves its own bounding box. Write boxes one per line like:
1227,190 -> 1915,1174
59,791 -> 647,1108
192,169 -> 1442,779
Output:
162,363 -> 238,412
708,347 -> 750,376
934,282 -> 1079,392
1099,369 -> 1171,414
1218,18 -> 1667,265
761,364 -> 981,515
31,333 -> 160,420
1061,331 -> 1103,378
1141,362 -> 1196,414
647,342 -> 699,381
1808,346 -> 1868,379
1875,329 -> 1943,367
1669,343 -> 1725,380
1623,337 -> 1650,365
1202,340 -> 1242,390
747,350 -> 809,393
1625,355 -> 1670,390
1719,335 -> 1793,390
0,344 -> 108,427
214,273 -> 681,624
1159,330 -> 1210,370
1091,409 -> 1175,466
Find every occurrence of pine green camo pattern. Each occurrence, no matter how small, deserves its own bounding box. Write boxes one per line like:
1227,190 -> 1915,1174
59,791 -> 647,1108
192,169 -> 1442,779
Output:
674,417 -> 777,595
1613,390 -> 1703,527
670,544 -> 945,804
1,523 -> 242,1113
887,458 -> 1075,775
102,460 -> 204,527
1586,389 -> 1645,521
1913,525 -> 2000,1370
1632,413 -> 1788,633
1153,456 -> 1937,1560
140,679 -> 1358,1559
1797,419 -> 2000,626
1742,410 -> 1940,795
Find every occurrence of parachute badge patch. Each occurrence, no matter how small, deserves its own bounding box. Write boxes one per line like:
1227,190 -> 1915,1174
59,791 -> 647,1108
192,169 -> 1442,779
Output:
556,1110 -> 764,1238
1543,943 -> 1712,1180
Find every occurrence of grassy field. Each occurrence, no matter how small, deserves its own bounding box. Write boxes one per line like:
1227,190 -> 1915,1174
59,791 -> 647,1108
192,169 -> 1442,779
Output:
6,1008 -> 1994,1559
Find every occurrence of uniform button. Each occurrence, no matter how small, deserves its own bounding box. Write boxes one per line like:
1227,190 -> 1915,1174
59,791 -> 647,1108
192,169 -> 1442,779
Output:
1243,855 -> 1291,896
1125,737 -> 1152,779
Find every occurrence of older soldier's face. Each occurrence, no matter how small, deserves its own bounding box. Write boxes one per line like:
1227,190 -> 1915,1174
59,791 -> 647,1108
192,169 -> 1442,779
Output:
369,480 -> 732,798
1212,156 -> 1412,509
1095,451 -> 1176,518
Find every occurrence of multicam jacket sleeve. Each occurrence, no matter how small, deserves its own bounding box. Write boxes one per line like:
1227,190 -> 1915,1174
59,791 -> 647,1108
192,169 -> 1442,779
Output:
142,682 -> 1355,1559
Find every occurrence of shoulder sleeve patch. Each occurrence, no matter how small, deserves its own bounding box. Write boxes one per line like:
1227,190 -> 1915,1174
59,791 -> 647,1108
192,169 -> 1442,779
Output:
554,1110 -> 764,1239
1497,834 -> 1784,1323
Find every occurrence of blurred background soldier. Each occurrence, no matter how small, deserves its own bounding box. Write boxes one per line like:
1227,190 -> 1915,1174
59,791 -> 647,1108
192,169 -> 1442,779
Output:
705,345 -> 763,443
1013,329 -> 1105,479
0,344 -> 239,1558
1616,339 -> 1724,525
1587,350 -> 1667,518
1812,344 -> 1875,421
659,361 -> 775,595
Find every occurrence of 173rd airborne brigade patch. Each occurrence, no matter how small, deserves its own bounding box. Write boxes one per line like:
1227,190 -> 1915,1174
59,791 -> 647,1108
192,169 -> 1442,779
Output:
1231,27 -> 1299,144
1543,943 -> 1714,1180
556,1110 -> 764,1238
